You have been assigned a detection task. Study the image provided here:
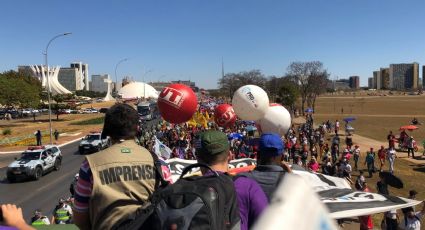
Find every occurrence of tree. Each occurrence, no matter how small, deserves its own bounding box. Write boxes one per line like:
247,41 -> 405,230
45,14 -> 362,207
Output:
285,61 -> 329,115
218,70 -> 267,99
0,70 -> 42,108
276,80 -> 300,114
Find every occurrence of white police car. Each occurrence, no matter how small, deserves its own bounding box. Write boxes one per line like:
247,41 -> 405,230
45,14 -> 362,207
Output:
78,132 -> 111,154
6,145 -> 62,182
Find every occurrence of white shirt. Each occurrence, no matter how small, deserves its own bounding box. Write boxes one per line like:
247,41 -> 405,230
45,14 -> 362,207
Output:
400,212 -> 423,230
388,149 -> 396,160
354,148 -> 361,156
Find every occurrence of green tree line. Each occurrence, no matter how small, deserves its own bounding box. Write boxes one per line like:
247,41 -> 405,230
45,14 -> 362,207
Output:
216,61 -> 330,114
0,70 -> 42,108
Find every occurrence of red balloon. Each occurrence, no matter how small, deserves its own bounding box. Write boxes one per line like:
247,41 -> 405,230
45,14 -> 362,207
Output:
158,84 -> 198,124
214,104 -> 237,128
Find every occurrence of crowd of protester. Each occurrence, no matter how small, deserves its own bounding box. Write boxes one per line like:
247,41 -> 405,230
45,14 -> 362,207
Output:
1,98 -> 425,230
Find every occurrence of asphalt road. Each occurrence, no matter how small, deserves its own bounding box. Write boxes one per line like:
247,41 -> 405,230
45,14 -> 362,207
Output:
0,118 -> 160,223
0,141 -> 82,222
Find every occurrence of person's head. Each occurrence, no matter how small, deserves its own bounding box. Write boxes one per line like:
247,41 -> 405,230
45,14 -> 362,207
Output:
34,209 -> 42,217
404,207 -> 416,218
380,145 -> 384,149
195,130 -> 230,172
58,198 -> 65,206
258,133 -> 284,165
389,131 -> 392,134
409,190 -> 418,199
101,103 -> 139,141
359,170 -> 364,175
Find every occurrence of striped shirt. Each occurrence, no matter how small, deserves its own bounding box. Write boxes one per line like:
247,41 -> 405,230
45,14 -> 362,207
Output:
74,160 -> 93,212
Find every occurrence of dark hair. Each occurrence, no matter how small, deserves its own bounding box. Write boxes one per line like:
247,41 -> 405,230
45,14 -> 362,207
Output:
102,103 -> 139,140
197,150 -> 228,166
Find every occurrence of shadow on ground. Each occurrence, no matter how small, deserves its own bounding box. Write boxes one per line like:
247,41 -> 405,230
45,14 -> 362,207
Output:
412,164 -> 425,173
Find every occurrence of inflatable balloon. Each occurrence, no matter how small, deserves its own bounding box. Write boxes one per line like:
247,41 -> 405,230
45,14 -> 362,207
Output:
232,85 -> 269,121
257,103 -> 291,136
157,84 -> 198,124
214,104 -> 237,128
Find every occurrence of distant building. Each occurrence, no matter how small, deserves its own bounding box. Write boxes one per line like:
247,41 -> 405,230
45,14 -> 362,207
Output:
389,62 -> 419,90
90,74 -> 110,93
171,80 -> 199,92
149,81 -> 170,92
349,76 -> 360,89
423,65 -> 425,88
373,71 -> 380,89
334,79 -> 350,90
58,62 -> 89,92
380,68 -> 390,89
18,65 -> 71,94
368,77 -> 374,89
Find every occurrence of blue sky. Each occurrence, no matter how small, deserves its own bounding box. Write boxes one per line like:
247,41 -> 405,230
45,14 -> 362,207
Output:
1,0 -> 424,89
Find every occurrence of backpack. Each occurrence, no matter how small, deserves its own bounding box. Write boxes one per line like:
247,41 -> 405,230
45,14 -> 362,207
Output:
113,163 -> 241,230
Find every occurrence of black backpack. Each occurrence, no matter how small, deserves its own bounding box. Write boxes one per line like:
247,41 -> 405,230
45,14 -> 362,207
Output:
113,163 -> 241,230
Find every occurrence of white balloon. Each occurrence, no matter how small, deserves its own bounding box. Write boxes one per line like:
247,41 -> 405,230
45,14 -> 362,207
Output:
232,85 -> 269,121
258,104 -> 292,136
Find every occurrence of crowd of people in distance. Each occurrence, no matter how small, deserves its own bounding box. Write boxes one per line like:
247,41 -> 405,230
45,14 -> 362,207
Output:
1,98 -> 425,230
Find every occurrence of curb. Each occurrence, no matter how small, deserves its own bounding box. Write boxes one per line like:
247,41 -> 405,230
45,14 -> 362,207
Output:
0,137 -> 83,154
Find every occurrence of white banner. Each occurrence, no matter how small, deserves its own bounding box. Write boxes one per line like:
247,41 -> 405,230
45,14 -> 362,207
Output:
253,174 -> 338,230
164,158 -> 421,219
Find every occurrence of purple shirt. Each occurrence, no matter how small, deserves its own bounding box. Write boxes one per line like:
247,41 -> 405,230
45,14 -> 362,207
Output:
234,176 -> 268,230
205,171 -> 268,230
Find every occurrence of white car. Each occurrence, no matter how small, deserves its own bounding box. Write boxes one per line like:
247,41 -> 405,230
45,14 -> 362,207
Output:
82,108 -> 98,114
79,132 -> 111,154
6,145 -> 62,182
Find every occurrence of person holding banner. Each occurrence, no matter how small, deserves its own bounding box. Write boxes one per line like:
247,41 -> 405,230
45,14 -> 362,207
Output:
399,201 -> 425,230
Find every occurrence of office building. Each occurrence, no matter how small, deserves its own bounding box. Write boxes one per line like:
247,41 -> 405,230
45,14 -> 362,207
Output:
349,76 -> 360,89
368,77 -> 374,89
171,80 -> 199,92
91,74 -> 110,93
373,71 -> 380,89
380,68 -> 390,89
334,79 -> 350,90
423,65 -> 425,89
57,62 -> 89,92
389,62 -> 419,90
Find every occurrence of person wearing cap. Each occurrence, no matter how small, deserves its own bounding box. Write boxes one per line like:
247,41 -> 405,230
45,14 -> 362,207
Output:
73,104 -> 159,230
51,198 -> 72,224
31,209 -> 50,226
195,130 -> 268,230
240,133 -> 292,201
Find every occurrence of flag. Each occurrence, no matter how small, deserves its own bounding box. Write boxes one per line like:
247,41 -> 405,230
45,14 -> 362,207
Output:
154,136 -> 172,160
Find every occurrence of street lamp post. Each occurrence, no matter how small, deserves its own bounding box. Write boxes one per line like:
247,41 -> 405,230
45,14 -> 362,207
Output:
114,58 -> 128,93
44,32 -> 72,145
142,69 -> 153,99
